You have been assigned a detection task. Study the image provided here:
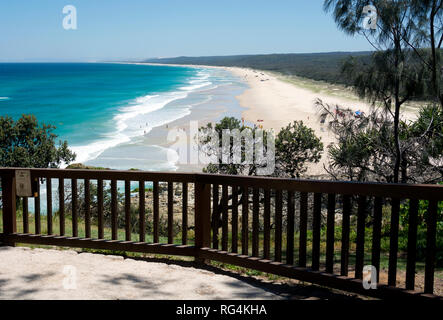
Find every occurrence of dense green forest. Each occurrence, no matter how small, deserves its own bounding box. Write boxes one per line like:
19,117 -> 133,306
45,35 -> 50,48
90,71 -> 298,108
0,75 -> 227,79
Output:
145,52 -> 372,84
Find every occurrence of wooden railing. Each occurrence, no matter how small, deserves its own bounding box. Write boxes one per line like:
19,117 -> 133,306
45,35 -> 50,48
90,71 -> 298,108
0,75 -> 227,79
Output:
0,167 -> 442,300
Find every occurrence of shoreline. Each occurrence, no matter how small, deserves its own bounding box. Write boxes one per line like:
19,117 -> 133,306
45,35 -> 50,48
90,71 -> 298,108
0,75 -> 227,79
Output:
97,62 -> 420,176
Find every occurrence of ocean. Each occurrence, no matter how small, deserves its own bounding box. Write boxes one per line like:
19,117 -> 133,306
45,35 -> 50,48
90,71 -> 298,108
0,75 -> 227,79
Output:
0,63 -> 246,170
0,63 -> 246,213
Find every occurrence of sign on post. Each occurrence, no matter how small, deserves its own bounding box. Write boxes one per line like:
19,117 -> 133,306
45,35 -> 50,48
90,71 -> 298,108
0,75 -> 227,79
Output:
15,170 -> 33,197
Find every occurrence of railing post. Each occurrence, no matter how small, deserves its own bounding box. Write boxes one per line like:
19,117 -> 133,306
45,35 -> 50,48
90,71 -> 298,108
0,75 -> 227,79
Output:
1,171 -> 17,246
194,180 -> 211,263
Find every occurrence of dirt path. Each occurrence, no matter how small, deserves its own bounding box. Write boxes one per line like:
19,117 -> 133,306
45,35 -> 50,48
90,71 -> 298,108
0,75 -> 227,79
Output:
0,246 -> 363,300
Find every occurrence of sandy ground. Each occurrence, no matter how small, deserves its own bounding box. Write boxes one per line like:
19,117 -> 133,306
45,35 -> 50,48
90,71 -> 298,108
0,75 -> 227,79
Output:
0,246 -> 279,300
0,246 -> 365,300
229,67 -> 419,176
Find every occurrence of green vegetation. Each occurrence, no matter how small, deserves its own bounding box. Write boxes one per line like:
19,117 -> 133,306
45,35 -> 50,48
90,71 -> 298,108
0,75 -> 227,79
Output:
145,52 -> 372,84
0,114 -> 75,168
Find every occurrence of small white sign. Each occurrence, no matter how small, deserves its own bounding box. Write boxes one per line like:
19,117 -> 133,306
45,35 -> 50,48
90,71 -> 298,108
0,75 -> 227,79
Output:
15,170 -> 32,197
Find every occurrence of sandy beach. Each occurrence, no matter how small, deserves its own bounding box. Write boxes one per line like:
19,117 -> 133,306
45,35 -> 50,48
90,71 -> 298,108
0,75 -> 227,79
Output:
119,63 -> 419,176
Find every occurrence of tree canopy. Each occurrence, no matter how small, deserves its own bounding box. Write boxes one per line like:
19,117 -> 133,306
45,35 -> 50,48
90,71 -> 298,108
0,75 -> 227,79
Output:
0,114 -> 76,168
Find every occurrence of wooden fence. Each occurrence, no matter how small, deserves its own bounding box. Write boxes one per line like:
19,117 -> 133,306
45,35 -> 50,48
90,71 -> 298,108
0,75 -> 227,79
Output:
0,167 -> 442,300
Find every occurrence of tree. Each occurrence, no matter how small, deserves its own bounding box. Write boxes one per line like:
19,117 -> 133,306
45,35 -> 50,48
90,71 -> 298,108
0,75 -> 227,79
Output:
198,117 -> 274,176
324,0 -> 440,182
316,99 -> 443,183
0,114 -> 76,168
274,121 -> 324,178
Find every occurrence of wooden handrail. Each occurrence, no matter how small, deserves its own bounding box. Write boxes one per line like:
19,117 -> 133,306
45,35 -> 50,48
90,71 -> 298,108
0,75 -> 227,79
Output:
0,167 -> 442,299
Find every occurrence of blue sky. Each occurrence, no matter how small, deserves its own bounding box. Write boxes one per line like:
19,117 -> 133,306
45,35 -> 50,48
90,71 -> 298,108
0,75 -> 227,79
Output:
0,0 -> 373,62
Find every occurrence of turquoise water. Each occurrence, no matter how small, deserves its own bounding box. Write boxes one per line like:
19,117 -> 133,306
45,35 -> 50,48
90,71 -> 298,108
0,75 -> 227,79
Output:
0,62 -> 247,213
0,63 -> 244,168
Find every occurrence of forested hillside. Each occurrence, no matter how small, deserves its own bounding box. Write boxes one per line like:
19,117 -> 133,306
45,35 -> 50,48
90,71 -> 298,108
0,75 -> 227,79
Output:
145,52 -> 372,84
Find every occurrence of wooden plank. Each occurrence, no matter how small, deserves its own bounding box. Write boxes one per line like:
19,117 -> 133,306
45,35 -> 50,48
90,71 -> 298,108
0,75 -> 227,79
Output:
153,181 -> 159,243
97,179 -> 104,239
372,197 -> 383,283
275,190 -> 283,262
312,193 -> 322,271
263,189 -> 271,260
405,199 -> 418,290
125,180 -> 131,242
212,184 -> 219,249
182,182 -> 188,245
286,190 -> 295,265
6,233 -> 197,258
35,180 -> 41,235
139,181 -> 145,243
3,167 -> 442,200
222,185 -> 229,251
71,179 -> 78,237
1,174 -> 17,239
242,186 -> 249,255
340,195 -> 351,276
425,200 -> 438,294
196,173 -> 443,200
168,182 -> 173,244
299,192 -> 308,268
355,195 -> 366,279
252,188 -> 260,257
84,179 -> 91,238
231,185 -> 239,253
23,197 -> 29,234
46,178 -> 52,235
194,182 -> 211,249
59,178 -> 65,236
198,248 -> 441,301
388,198 -> 400,286
325,193 -> 335,273
111,180 -> 117,240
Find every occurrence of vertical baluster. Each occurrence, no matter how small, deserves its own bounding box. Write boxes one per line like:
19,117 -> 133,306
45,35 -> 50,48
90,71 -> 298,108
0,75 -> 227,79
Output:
59,178 -> 65,236
275,190 -> 283,262
153,181 -> 159,243
425,200 -> 438,294
325,193 -> 336,273
286,190 -> 295,265
355,195 -> 366,279
263,189 -> 271,260
405,199 -> 418,290
139,181 -> 145,242
252,188 -> 259,257
46,178 -> 52,235
35,180 -> 41,235
222,185 -> 229,251
182,182 -> 188,245
372,197 -> 383,283
97,179 -> 104,239
231,185 -> 239,253
341,195 -> 351,276
312,193 -> 322,271
84,179 -> 91,238
299,192 -> 308,267
71,179 -> 78,237
241,186 -> 249,255
125,180 -> 131,241
168,182 -> 173,244
212,184 -> 219,249
388,198 -> 400,286
23,197 -> 29,234
111,180 -> 117,240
